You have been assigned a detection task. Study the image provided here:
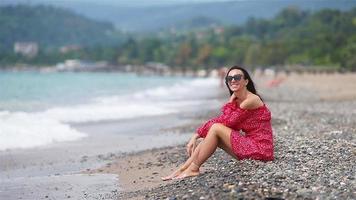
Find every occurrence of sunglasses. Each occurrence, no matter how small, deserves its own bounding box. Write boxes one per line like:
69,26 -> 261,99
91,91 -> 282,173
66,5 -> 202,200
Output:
226,74 -> 243,82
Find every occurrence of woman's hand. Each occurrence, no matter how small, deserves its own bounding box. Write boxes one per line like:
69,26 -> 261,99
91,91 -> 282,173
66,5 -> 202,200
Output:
229,93 -> 237,103
186,134 -> 198,156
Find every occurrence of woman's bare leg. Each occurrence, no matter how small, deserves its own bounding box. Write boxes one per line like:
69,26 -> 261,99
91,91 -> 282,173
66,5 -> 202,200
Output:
161,142 -> 203,180
175,123 -> 233,179
218,139 -> 238,160
180,142 -> 203,170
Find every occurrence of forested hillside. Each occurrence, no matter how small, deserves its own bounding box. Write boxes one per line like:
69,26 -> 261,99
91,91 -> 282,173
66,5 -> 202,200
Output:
1,0 -> 355,32
115,7 -> 356,71
0,5 -> 120,50
1,6 -> 355,71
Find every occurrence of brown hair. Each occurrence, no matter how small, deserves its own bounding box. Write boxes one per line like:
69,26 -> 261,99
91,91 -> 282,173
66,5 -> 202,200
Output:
225,65 -> 262,101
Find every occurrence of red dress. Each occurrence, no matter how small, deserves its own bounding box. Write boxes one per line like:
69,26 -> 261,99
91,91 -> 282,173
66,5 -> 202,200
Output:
196,101 -> 274,161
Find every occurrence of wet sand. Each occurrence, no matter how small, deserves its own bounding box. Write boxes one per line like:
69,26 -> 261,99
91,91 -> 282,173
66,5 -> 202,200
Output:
1,73 -> 355,199
94,73 -> 356,199
0,113 -> 206,199
0,81 -> 224,199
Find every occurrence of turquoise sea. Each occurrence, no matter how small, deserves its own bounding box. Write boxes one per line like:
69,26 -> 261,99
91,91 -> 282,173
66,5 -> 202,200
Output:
0,71 -> 220,150
0,72 -> 193,111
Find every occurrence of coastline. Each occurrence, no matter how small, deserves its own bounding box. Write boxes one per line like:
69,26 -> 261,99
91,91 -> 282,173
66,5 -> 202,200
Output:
0,112 -> 213,199
95,73 -> 356,199
1,73 -> 355,199
0,76 -> 225,199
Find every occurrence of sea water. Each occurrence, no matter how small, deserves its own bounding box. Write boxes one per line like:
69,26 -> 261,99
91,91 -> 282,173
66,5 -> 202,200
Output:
0,71 -> 220,151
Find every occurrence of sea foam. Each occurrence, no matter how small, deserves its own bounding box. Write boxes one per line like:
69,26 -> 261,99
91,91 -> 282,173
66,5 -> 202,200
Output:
0,78 -> 220,151
0,111 -> 86,151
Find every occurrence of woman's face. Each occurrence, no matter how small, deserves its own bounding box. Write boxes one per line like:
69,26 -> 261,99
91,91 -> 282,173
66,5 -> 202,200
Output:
226,69 -> 248,92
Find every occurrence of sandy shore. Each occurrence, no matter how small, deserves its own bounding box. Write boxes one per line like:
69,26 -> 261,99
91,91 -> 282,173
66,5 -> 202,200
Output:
282,73 -> 356,101
0,113 -> 207,199
0,78 -> 225,199
93,73 -> 356,199
1,73 -> 354,199
86,110 -> 222,198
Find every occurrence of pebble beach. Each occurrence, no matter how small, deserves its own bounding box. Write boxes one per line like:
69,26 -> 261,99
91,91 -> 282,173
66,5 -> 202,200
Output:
92,73 -> 356,199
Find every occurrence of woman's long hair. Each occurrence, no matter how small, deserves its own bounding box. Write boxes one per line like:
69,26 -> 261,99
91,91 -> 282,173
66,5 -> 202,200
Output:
225,65 -> 262,101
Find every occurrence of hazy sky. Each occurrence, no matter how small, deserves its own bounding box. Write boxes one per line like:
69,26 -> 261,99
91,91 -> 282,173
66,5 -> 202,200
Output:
1,0 -> 238,6
44,0 -> 234,3
94,0 -> 238,6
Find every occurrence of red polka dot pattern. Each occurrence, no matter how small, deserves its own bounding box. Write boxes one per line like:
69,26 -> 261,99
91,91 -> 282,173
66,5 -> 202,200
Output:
196,102 -> 274,161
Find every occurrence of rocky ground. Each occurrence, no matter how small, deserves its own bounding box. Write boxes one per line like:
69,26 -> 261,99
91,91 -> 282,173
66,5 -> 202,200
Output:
99,73 -> 356,200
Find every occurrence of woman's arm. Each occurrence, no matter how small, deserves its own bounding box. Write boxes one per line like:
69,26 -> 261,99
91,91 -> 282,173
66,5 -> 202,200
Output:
196,113 -> 226,138
196,95 -> 240,138
229,93 -> 236,103
186,133 -> 200,156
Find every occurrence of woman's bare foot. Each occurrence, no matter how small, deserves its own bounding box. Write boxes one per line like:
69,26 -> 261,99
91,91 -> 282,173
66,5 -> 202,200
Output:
161,168 -> 184,181
173,163 -> 200,179
173,168 -> 200,179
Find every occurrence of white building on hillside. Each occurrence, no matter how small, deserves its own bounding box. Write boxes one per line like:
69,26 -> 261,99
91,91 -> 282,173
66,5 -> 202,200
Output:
14,42 -> 39,58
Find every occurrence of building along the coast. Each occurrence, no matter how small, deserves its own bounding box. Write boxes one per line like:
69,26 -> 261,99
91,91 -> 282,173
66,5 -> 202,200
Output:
14,42 -> 38,58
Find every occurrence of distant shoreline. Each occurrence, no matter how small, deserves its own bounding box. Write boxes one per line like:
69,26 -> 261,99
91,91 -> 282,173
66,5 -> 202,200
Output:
1,64 -> 354,78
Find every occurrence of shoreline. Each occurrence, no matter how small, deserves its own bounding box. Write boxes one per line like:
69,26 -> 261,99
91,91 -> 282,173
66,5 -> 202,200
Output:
0,111 -> 214,199
1,73 -> 355,199
0,79 -> 225,199
94,73 -> 356,199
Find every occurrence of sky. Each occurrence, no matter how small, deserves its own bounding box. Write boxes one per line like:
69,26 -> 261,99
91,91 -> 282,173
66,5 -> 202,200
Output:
69,0 -> 233,3
0,0 -> 238,7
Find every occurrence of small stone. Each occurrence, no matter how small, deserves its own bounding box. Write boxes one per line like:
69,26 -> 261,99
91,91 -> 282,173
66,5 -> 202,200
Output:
296,188 -> 311,196
182,195 -> 189,199
228,184 -> 236,190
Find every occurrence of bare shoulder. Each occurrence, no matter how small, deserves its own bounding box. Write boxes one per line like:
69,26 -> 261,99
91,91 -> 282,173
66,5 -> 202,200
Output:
240,94 -> 264,110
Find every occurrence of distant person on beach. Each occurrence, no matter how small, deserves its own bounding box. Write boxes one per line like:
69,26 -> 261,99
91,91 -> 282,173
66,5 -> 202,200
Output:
162,66 -> 274,180
218,67 -> 228,88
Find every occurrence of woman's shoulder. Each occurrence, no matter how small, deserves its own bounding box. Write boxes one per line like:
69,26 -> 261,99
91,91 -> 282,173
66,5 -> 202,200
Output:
240,94 -> 264,110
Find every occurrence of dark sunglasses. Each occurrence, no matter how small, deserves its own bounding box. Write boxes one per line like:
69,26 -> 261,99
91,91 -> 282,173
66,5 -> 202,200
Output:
225,74 -> 243,82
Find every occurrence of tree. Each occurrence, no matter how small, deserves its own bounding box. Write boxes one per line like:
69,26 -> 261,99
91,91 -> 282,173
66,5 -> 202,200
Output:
196,44 -> 212,69
244,43 -> 261,67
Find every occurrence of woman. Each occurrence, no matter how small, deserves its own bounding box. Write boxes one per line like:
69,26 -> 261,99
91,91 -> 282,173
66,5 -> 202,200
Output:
162,66 -> 274,180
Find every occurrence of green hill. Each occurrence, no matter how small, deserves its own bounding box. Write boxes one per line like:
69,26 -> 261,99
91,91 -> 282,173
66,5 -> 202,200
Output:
115,7 -> 356,71
0,5 -> 118,50
2,0 -> 355,32
17,0 -> 355,32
